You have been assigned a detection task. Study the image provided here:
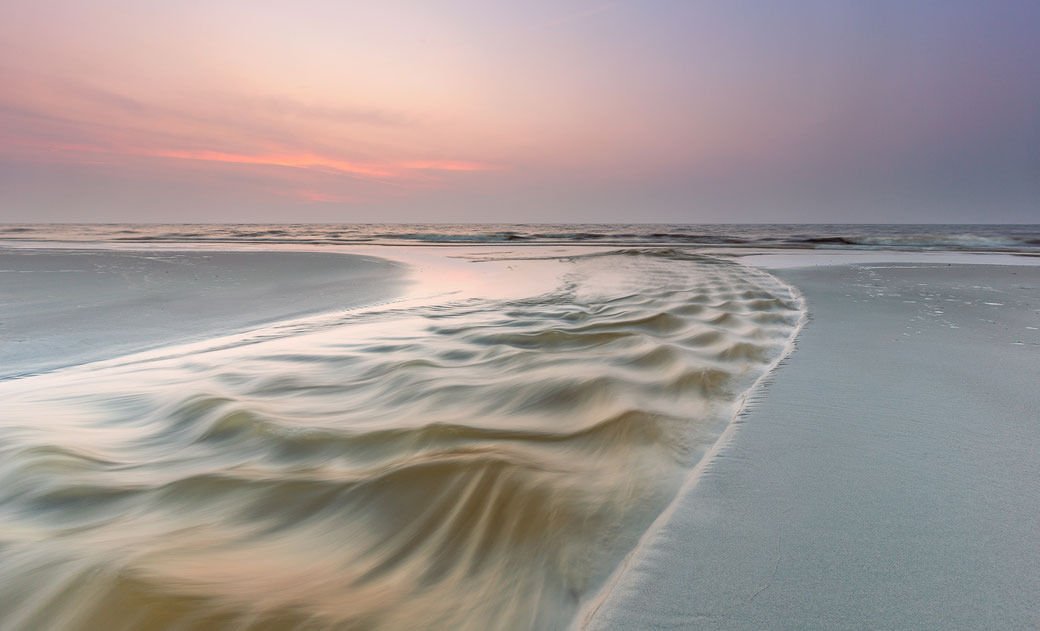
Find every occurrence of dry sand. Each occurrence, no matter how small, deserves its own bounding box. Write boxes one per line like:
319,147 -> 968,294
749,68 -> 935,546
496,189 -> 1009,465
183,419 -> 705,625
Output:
586,261 -> 1040,630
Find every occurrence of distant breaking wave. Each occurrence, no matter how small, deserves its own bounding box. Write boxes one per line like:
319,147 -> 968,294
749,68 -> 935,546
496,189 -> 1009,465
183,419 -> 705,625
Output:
1,223 -> 1038,252
0,250 -> 803,630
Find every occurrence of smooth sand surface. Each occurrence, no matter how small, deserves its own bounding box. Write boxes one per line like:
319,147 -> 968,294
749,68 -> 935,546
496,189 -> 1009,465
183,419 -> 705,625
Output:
586,263 -> 1040,630
0,249 -> 405,378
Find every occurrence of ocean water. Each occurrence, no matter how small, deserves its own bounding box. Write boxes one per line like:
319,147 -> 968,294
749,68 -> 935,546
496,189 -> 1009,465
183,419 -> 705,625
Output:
2,223 -> 1038,252
0,238 -> 809,630
0,223 -> 1028,630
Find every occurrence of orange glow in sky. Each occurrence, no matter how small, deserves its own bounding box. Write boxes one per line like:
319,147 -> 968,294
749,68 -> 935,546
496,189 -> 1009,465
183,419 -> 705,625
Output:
153,150 -> 499,181
0,1 -> 1036,222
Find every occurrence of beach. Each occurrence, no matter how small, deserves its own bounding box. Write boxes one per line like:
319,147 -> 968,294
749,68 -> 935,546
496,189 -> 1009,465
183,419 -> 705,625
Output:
586,259 -> 1040,630
0,240 -> 805,630
0,249 -> 405,379
5,0 -> 1038,626
0,230 -> 1038,630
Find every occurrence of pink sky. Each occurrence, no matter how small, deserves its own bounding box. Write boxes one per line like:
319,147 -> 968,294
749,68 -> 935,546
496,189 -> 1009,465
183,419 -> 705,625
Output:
1,1 -> 1037,222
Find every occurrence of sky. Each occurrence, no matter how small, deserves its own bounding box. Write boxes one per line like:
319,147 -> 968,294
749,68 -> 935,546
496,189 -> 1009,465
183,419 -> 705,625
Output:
0,0 -> 1037,223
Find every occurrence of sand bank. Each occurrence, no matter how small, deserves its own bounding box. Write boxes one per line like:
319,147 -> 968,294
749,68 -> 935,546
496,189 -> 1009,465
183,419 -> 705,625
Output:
586,261 -> 1040,630
0,249 -> 405,378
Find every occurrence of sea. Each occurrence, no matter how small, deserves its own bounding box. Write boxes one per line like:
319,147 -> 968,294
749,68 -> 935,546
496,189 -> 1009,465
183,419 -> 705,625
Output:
2,222 -> 1038,252
0,223 -> 1035,630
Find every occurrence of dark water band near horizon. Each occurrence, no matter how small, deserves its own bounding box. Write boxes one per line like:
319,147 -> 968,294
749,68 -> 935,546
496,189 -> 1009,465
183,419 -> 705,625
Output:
2,223 -> 1039,253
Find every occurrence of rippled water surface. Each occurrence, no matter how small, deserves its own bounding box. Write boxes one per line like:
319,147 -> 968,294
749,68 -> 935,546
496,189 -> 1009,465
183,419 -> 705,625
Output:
0,249 -> 804,630
3,222 -> 1038,251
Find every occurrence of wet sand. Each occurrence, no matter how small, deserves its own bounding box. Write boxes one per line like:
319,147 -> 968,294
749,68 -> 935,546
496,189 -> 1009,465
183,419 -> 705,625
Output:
0,249 -> 405,378
0,248 -> 806,631
586,261 -> 1040,630
4,247 -> 1037,629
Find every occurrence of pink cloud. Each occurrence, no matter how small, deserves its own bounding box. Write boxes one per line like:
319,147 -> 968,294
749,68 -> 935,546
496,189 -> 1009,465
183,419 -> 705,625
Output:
152,149 -> 500,181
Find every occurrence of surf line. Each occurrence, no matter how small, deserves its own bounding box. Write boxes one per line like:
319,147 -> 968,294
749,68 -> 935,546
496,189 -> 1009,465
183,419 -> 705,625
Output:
575,262 -> 809,631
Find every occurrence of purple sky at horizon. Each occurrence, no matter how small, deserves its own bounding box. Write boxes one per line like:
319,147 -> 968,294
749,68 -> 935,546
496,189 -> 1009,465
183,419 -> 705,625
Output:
1,1 -> 1037,223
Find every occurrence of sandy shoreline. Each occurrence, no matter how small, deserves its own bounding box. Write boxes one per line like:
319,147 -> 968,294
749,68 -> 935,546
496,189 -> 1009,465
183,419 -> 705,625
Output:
587,260 -> 1040,630
0,249 -> 405,379
0,245 -> 809,631
2,245 -> 1037,629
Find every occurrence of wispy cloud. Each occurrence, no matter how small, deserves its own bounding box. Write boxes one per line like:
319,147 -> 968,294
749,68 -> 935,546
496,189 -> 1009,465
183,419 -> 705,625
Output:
0,72 -> 503,198
151,149 -> 500,181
